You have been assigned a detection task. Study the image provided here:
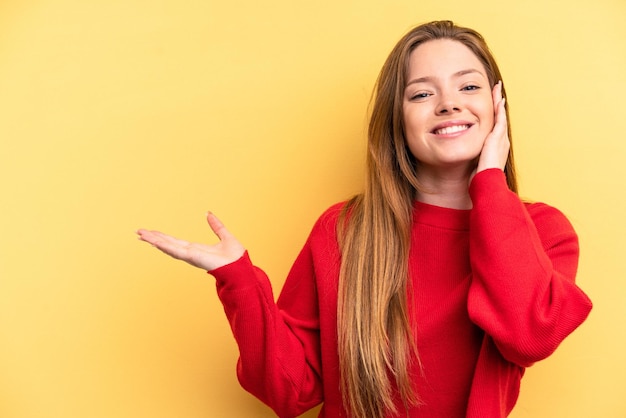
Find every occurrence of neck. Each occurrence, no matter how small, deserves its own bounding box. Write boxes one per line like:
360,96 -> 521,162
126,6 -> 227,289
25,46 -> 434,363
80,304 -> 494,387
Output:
414,165 -> 474,210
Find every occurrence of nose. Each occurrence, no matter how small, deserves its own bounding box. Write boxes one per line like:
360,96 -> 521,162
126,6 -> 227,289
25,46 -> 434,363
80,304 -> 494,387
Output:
436,92 -> 461,115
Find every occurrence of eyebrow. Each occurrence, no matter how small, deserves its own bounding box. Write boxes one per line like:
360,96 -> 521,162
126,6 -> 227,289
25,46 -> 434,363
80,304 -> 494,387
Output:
406,68 -> 485,87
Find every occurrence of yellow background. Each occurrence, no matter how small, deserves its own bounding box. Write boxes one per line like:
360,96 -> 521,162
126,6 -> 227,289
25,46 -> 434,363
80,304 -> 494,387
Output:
1,0 -> 623,417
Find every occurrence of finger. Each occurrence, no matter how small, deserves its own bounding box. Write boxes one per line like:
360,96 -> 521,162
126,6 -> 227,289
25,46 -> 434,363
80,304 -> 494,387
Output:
144,233 -> 195,260
206,212 -> 232,242
138,229 -> 190,249
491,81 -> 506,129
137,228 -> 162,244
494,97 -> 507,133
491,81 -> 498,106
492,80 -> 503,109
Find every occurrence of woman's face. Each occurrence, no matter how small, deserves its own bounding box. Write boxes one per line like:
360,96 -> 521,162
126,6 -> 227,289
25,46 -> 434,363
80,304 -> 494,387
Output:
403,39 -> 495,176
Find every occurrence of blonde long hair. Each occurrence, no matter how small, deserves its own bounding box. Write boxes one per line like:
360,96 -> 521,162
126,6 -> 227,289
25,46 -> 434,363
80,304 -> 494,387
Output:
337,20 -> 518,418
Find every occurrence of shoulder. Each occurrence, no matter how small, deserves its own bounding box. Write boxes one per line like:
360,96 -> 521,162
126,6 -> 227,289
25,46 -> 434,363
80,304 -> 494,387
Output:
525,201 -> 575,231
524,201 -> 578,245
310,201 -> 348,236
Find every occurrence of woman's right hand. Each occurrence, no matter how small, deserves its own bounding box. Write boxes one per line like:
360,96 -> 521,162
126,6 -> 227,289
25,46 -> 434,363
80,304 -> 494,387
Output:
137,212 -> 245,272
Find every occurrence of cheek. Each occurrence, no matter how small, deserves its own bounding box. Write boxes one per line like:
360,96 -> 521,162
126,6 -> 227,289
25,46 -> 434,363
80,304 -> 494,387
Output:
402,107 -> 428,136
480,99 -> 495,129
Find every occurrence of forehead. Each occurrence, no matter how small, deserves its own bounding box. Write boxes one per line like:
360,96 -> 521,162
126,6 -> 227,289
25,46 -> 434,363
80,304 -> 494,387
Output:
407,39 -> 487,78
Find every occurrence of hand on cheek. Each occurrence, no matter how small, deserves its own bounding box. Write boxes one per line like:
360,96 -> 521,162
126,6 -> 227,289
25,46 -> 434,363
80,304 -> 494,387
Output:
473,81 -> 510,180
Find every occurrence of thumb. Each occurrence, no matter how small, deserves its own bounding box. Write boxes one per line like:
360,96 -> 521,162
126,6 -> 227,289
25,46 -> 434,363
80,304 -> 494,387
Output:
206,212 -> 232,241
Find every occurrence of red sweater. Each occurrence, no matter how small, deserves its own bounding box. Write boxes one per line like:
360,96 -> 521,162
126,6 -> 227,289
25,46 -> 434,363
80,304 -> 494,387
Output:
211,169 -> 592,417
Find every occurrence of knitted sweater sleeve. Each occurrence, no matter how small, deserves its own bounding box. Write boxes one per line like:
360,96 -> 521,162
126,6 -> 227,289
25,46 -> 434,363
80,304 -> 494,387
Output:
209,222 -> 327,418
467,168 -> 592,367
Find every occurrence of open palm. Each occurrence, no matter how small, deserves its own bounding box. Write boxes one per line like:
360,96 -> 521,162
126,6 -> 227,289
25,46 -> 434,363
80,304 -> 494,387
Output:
137,212 -> 245,272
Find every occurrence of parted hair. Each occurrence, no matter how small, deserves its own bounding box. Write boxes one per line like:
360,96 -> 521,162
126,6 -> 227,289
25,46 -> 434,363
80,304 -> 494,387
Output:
337,20 -> 518,418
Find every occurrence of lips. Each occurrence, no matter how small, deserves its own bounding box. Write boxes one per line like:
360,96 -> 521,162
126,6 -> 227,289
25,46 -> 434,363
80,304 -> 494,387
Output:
431,121 -> 474,136
433,125 -> 470,135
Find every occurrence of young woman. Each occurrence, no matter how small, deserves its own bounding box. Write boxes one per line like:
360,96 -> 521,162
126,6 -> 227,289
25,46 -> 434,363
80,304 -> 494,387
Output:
137,20 -> 592,418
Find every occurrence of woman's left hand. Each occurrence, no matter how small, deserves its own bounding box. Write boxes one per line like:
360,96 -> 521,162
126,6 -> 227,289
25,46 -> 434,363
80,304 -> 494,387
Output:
473,81 -> 510,178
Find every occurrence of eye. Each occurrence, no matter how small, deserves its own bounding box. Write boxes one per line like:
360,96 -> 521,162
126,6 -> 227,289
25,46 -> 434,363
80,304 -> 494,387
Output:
409,92 -> 432,101
461,85 -> 480,92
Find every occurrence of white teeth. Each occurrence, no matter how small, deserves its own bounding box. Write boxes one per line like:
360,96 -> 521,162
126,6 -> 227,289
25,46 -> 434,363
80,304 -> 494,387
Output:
434,125 -> 470,135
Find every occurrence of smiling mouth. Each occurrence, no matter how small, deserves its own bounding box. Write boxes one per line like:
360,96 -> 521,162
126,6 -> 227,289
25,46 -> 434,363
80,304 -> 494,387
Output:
433,124 -> 471,135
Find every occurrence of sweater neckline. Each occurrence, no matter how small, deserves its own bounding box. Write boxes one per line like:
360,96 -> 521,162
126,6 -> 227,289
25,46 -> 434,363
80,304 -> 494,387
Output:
412,200 -> 471,231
